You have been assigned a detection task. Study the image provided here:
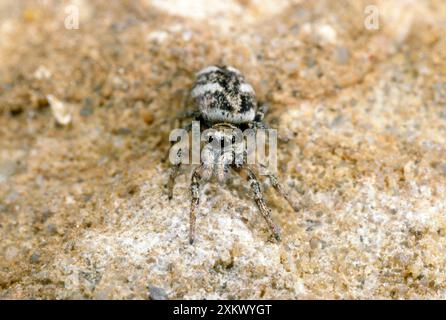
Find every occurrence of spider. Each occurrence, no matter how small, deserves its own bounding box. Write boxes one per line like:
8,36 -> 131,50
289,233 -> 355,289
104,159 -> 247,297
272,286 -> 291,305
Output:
167,65 -> 298,244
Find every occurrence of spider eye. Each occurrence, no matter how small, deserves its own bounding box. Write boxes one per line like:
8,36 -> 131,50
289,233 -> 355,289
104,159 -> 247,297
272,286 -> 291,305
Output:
232,136 -> 236,143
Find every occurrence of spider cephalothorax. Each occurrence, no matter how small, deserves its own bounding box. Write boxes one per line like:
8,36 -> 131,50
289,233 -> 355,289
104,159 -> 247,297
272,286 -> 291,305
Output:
168,65 -> 298,244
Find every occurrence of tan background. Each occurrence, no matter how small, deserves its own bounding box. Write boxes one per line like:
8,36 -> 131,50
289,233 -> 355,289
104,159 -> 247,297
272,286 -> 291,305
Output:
1,0 -> 446,299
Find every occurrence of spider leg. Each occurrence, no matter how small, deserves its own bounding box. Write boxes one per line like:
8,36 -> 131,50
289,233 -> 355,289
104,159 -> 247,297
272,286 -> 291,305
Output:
237,166 -> 281,241
167,123 -> 192,198
252,103 -> 290,142
189,166 -> 202,244
176,109 -> 200,121
265,171 -> 300,212
255,103 -> 269,122
167,163 -> 181,200
174,90 -> 199,126
167,88 -> 197,138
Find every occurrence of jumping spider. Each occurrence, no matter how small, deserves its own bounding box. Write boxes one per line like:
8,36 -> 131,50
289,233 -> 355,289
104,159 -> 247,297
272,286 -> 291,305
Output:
168,65 -> 298,244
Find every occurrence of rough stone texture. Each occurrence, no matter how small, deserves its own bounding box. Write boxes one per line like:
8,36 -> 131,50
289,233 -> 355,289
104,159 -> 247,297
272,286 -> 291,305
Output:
1,0 -> 446,299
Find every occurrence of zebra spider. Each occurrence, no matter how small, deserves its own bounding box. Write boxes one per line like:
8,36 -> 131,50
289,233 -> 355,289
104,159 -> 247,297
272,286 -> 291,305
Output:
168,65 -> 298,244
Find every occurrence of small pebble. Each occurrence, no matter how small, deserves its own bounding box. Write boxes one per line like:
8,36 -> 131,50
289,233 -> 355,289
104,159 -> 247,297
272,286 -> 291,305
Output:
30,252 -> 40,264
5,246 -> 19,262
34,65 -> 51,80
47,94 -> 72,126
310,237 -> 321,250
80,98 -> 94,117
0,160 -> 17,183
114,127 -> 132,135
331,115 -> 345,127
318,24 -> 337,43
148,285 -> 168,300
333,46 -> 350,65
141,110 -> 154,125
46,224 -> 58,235
147,30 -> 169,43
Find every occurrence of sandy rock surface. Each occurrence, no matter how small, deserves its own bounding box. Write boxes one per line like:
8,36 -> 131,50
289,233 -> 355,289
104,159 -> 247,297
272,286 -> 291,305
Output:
1,0 -> 446,299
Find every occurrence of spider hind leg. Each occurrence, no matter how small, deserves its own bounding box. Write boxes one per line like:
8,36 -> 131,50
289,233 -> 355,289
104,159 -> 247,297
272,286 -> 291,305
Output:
237,166 -> 281,242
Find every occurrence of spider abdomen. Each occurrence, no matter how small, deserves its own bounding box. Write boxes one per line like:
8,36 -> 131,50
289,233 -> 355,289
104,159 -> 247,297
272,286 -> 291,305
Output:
191,65 -> 257,124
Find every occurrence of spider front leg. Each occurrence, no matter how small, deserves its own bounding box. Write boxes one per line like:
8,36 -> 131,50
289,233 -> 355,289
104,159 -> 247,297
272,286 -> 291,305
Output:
167,162 -> 181,200
167,123 -> 192,199
189,166 -> 202,244
252,103 -> 289,142
238,166 -> 281,242
175,109 -> 200,124
255,103 -> 269,123
172,89 -> 198,127
249,104 -> 269,131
